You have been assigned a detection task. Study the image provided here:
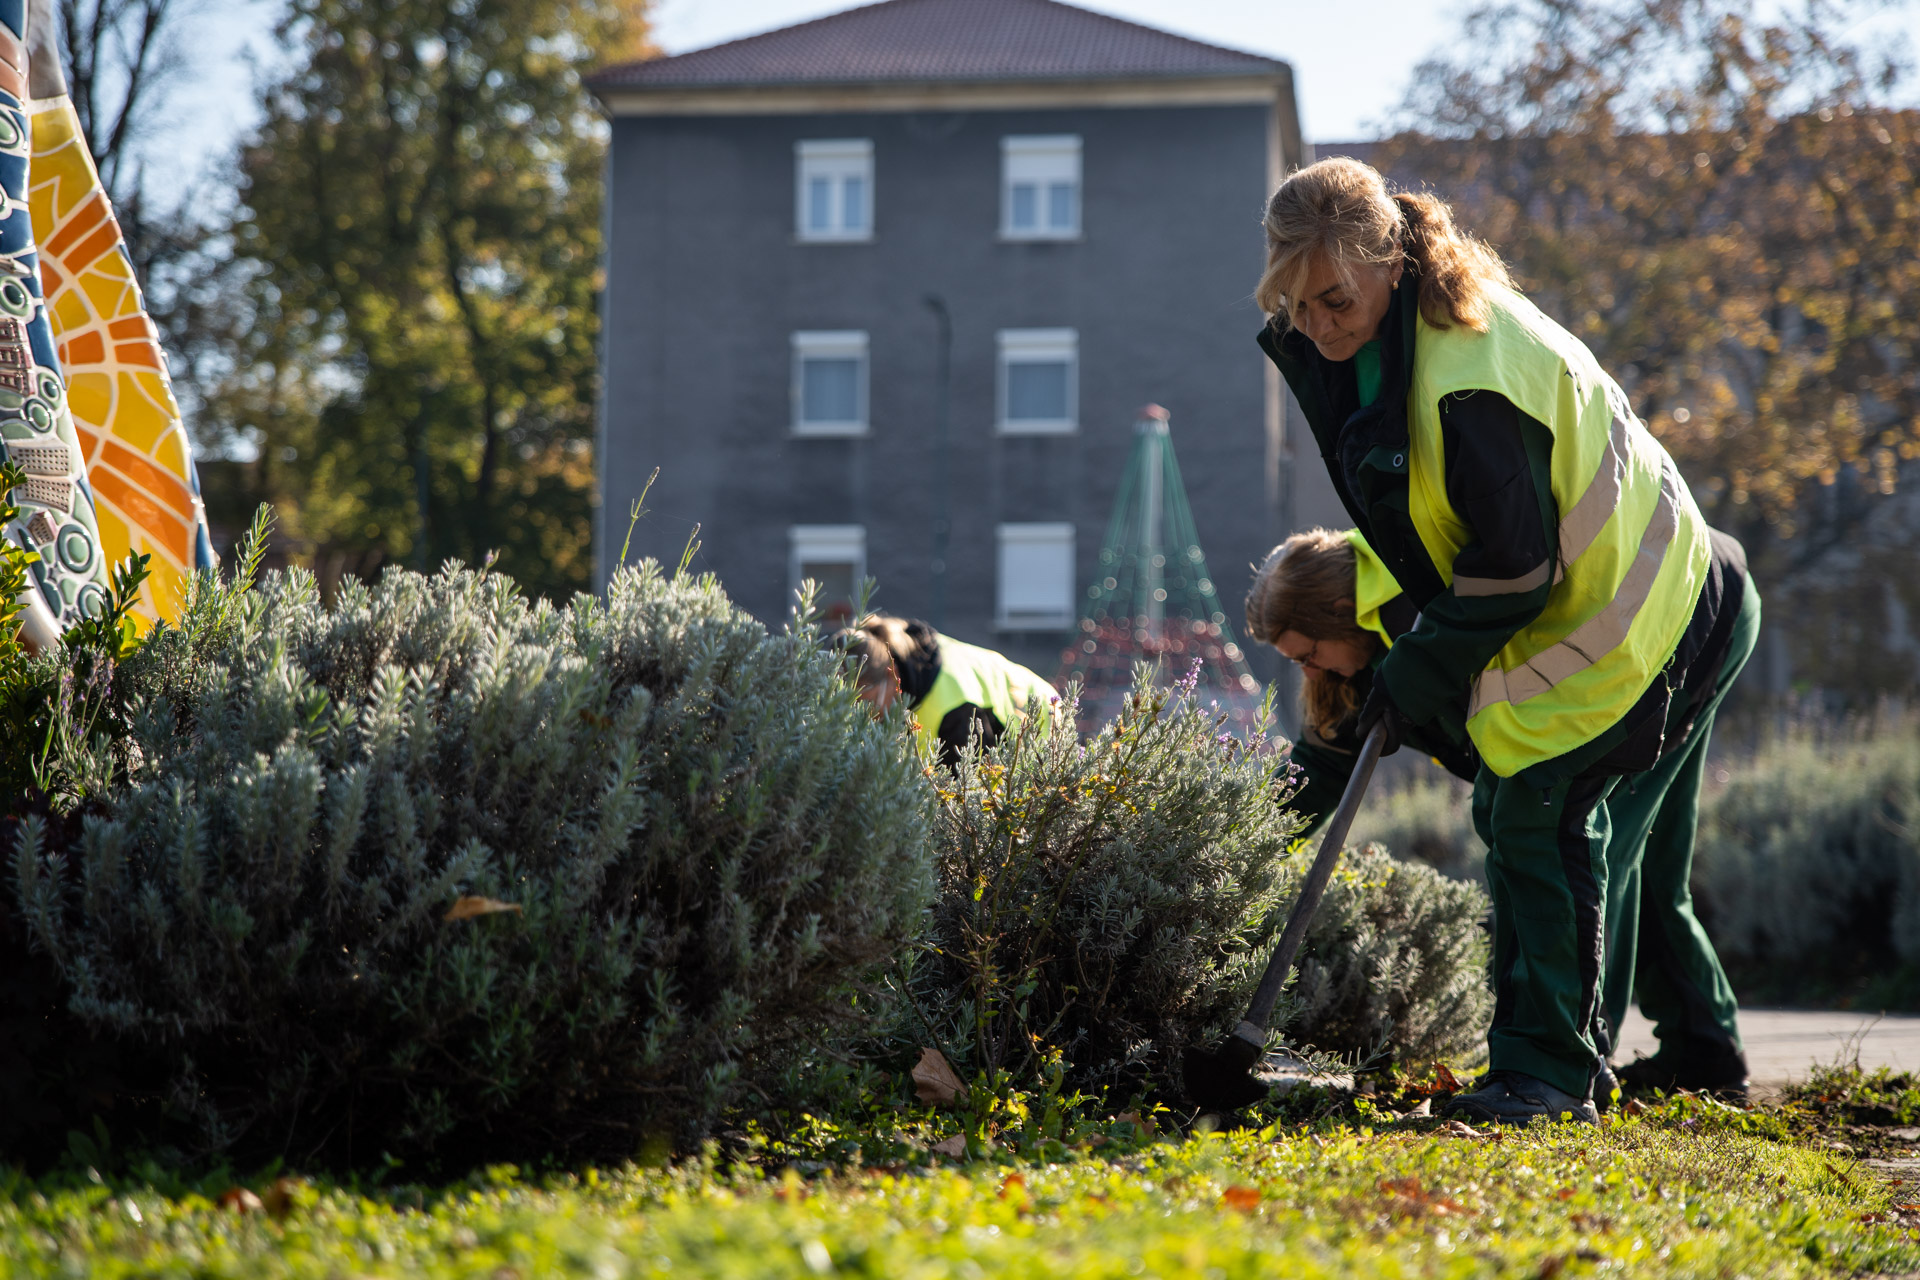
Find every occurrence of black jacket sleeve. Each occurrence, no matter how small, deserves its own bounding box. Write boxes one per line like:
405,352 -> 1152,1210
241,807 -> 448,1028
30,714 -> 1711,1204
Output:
935,704 -> 1004,770
1377,391 -> 1559,728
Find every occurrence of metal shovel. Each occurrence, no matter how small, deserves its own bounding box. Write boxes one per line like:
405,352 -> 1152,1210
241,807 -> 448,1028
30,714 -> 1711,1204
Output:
1183,722 -> 1389,1112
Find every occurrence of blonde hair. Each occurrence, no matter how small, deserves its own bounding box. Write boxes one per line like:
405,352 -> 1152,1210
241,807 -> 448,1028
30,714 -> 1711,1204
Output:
1256,157 -> 1512,336
1245,528 -> 1382,740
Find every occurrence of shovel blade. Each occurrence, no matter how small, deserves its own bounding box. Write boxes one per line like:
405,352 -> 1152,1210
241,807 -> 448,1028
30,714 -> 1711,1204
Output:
1182,1034 -> 1271,1112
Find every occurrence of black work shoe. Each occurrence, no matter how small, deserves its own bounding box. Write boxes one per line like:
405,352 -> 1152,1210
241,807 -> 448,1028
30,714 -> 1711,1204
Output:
1616,1052 -> 1750,1105
1441,1071 -> 1599,1126
1593,1059 -> 1620,1114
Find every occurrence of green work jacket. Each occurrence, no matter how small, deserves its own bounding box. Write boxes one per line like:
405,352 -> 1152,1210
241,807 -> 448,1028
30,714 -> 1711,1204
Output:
1259,280 -> 1710,779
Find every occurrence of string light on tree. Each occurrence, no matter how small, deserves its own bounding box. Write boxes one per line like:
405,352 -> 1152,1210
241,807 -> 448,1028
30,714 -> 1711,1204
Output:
1058,405 -> 1262,731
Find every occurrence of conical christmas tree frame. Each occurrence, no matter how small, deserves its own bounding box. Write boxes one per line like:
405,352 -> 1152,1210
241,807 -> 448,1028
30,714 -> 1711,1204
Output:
1057,405 -> 1263,729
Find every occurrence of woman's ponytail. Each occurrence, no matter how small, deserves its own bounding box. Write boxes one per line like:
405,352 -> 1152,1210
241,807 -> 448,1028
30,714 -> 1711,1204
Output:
1392,190 -> 1511,332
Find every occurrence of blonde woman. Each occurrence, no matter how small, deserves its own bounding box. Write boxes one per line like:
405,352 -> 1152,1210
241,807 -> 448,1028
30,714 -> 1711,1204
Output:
1255,158 -> 1758,1124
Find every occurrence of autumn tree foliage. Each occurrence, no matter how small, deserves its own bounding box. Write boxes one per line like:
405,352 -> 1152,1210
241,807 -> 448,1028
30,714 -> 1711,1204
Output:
193,0 -> 651,599
1379,0 -> 1919,555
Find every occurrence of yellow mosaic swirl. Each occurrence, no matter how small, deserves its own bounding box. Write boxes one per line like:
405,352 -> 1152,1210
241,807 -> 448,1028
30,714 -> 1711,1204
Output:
29,94 -> 211,626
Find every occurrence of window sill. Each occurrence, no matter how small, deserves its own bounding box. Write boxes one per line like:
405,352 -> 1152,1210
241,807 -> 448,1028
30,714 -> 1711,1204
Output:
791,424 -> 871,439
793,233 -> 875,245
997,232 -> 1081,244
995,421 -> 1078,437
995,617 -> 1075,633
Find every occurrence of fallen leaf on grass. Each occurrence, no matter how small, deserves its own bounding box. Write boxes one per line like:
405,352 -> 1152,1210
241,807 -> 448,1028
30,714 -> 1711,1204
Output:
260,1177 -> 305,1220
1116,1110 -> 1157,1138
1407,1063 -> 1463,1097
444,896 -> 523,921
931,1134 -> 968,1158
998,1174 -> 1026,1199
1378,1177 -> 1465,1218
1219,1186 -> 1262,1212
911,1047 -> 968,1106
1441,1120 -> 1485,1138
217,1187 -> 264,1214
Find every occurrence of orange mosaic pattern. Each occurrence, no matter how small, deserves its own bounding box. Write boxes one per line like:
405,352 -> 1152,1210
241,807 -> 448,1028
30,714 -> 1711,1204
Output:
29,95 -> 212,625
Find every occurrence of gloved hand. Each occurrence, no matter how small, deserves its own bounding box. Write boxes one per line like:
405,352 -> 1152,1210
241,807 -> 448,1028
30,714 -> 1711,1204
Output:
1357,677 -> 1410,758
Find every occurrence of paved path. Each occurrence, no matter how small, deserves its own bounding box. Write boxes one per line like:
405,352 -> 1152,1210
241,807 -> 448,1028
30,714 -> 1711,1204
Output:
1617,1007 -> 1920,1087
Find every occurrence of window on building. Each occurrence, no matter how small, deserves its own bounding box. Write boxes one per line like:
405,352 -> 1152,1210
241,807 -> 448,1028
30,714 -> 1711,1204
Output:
997,329 -> 1077,434
1001,135 -> 1081,239
790,524 -> 866,626
792,331 -> 868,436
997,523 -> 1075,630
796,139 -> 873,241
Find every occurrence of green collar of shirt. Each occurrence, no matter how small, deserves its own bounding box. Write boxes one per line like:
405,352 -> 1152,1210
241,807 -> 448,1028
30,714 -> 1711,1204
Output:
1354,340 -> 1384,408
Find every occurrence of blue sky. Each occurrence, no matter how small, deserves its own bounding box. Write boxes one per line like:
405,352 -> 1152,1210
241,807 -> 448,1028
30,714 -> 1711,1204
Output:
152,0 -> 1469,208
145,0 -> 1920,210
649,0 -> 1467,142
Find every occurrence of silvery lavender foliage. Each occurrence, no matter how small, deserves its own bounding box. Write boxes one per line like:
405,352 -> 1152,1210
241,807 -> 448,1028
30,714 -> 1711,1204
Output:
906,673 -> 1309,1097
1691,714 -> 1920,995
1285,845 -> 1493,1065
902,668 -> 1495,1098
9,556 -> 935,1160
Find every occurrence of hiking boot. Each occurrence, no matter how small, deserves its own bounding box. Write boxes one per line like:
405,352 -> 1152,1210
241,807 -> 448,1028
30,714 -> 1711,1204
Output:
1616,1052 -> 1750,1105
1593,1059 -> 1620,1114
1441,1071 -> 1599,1126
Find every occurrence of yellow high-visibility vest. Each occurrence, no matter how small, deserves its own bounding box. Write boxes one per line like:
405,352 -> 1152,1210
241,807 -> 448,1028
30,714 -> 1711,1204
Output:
909,634 -> 1059,760
1347,529 -> 1402,650
1406,286 -> 1710,776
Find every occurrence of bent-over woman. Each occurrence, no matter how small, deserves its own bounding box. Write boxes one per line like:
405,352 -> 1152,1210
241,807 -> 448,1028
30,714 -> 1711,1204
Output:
1252,158 -> 1755,1123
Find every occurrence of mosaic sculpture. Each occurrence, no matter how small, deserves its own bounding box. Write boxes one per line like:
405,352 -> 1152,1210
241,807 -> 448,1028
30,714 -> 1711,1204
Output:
1,0 -> 213,642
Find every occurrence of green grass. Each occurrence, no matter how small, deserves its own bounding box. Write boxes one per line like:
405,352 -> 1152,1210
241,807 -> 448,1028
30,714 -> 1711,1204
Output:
4,1103 -> 1916,1278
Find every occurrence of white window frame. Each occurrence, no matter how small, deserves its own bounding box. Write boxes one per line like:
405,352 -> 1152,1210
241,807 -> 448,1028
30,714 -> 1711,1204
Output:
996,522 -> 1076,630
996,328 -> 1078,436
791,330 -> 869,437
1000,135 -> 1081,240
795,139 -> 873,242
789,524 -> 867,612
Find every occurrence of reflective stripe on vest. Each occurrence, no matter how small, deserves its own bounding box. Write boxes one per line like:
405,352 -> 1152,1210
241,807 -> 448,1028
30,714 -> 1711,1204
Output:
1406,287 -> 1710,776
910,634 -> 1060,758
1346,528 -> 1402,649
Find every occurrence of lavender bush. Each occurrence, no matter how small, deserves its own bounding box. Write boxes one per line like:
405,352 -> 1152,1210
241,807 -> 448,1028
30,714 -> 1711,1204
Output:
7,534 -> 935,1162
898,669 -> 1493,1099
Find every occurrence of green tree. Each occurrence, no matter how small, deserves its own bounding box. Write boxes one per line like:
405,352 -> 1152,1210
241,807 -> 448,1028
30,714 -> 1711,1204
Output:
202,0 -> 648,598
1380,0 -> 1920,557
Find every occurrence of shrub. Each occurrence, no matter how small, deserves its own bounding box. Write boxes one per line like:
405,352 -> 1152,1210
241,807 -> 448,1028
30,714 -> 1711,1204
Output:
1691,713 -> 1920,1006
6,540 -> 935,1163
1351,772 -> 1485,883
1287,845 -> 1492,1065
900,671 -> 1494,1100
900,674 -> 1303,1100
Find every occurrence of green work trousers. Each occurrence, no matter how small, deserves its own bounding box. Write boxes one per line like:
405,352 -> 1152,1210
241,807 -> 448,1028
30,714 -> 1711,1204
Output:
1599,581 -> 1760,1067
1472,581 -> 1761,1097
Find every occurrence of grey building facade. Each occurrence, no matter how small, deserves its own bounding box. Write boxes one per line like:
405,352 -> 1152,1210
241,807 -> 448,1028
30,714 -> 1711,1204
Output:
591,0 -> 1340,680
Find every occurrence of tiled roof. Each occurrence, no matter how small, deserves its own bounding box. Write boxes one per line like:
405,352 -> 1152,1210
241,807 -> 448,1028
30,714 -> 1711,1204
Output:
591,0 -> 1284,91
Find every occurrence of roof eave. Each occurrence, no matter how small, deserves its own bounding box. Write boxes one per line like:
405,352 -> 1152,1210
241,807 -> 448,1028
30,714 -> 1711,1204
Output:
591,68 -> 1294,116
